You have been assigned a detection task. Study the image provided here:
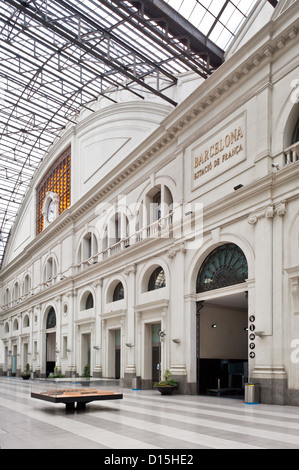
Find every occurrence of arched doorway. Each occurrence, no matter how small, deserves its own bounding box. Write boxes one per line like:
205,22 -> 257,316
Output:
196,243 -> 249,397
46,307 -> 56,377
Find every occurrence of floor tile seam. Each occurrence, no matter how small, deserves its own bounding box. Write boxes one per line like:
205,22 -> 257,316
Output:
86,410 -> 261,450
0,396 -> 159,450
2,382 -> 299,420
107,405 -> 299,438
122,396 -> 299,430
85,407 -> 280,446
118,403 -> 288,433
83,406 -> 261,449
12,386 -> 299,435
3,381 -> 299,424
68,413 -> 212,449
124,393 -> 299,420
105,402 -> 299,446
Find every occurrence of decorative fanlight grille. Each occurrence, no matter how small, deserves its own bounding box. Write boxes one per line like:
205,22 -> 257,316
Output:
196,243 -> 248,293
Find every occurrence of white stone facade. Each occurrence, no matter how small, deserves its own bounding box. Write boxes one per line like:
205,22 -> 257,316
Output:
0,0 -> 299,404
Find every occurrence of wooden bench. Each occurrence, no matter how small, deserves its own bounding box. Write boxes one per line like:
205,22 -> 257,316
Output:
31,388 -> 123,410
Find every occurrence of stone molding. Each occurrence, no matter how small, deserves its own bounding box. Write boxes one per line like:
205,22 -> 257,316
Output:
247,201 -> 287,225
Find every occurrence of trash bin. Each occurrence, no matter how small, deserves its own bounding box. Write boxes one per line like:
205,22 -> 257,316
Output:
132,376 -> 141,390
245,383 -> 259,405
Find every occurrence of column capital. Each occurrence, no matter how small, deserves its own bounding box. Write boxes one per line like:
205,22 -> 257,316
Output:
124,263 -> 137,276
167,242 -> 186,259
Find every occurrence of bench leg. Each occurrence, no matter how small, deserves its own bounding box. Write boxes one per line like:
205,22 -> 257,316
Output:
66,402 -> 75,410
76,402 -> 86,410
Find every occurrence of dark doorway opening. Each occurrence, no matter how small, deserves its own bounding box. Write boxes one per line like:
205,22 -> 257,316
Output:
196,292 -> 248,397
152,323 -> 161,384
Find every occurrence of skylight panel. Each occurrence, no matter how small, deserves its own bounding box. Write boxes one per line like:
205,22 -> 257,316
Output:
165,0 -> 259,49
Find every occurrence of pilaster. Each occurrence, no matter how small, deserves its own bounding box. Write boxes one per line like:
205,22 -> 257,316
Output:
124,264 -> 137,386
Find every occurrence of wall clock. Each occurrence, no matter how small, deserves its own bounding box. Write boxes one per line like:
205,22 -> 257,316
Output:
42,191 -> 60,228
47,199 -> 55,223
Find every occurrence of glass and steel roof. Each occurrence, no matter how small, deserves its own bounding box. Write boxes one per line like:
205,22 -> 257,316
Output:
0,0 -> 278,267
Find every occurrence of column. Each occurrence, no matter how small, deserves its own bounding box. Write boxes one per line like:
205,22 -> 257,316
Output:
29,308 -> 34,374
93,279 -> 103,378
248,203 -> 287,403
55,295 -> 62,374
184,294 -> 197,394
65,289 -> 76,377
124,264 -> 137,387
248,206 -> 274,338
272,202 -> 287,366
17,314 -> 21,373
35,305 -> 42,377
167,243 -> 187,382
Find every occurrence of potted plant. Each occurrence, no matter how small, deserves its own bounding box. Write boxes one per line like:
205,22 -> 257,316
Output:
154,369 -> 178,395
82,363 -> 91,378
48,366 -> 64,378
20,363 -> 31,380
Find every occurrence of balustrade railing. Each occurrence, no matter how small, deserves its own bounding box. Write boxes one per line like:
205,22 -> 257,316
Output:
90,212 -> 173,266
4,213 -> 175,305
284,141 -> 299,165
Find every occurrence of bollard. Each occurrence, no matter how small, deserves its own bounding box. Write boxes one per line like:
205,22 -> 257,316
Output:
245,383 -> 259,405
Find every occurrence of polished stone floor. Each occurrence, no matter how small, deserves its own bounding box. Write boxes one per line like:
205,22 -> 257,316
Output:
0,377 -> 299,450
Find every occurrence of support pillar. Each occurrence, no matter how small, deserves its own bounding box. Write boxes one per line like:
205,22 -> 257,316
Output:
124,264 -> 137,387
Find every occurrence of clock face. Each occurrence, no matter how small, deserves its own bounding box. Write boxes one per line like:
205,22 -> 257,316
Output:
47,200 -> 55,223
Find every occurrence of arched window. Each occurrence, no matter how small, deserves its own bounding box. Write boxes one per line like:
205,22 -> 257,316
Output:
196,243 -> 248,293
13,282 -> 20,301
148,267 -> 166,291
153,191 -> 161,221
85,292 -> 94,309
36,146 -> 71,234
23,274 -> 31,295
46,307 -> 56,329
292,118 -> 299,144
109,213 -> 129,246
4,287 -> 10,305
23,315 -> 30,328
113,282 -> 124,301
77,232 -> 98,265
44,257 -> 57,282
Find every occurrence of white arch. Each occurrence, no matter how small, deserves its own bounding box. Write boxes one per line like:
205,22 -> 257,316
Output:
42,253 -> 59,283
138,257 -> 170,294
76,229 -> 99,265
42,303 -> 58,330
186,234 -> 255,294
272,89 -> 299,154
104,274 -> 127,304
79,287 -> 96,311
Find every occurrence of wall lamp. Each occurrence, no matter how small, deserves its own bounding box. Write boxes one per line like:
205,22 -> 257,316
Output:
211,324 -> 217,328
234,184 -> 244,191
93,346 -> 100,350
255,331 -> 265,338
125,343 -> 135,348
172,339 -> 180,344
185,211 -> 193,216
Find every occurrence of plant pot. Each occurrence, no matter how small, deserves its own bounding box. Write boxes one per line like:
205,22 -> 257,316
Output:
157,386 -> 176,395
21,375 -> 30,380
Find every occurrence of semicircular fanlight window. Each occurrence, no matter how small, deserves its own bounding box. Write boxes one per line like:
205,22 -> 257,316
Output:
196,243 -> 248,293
